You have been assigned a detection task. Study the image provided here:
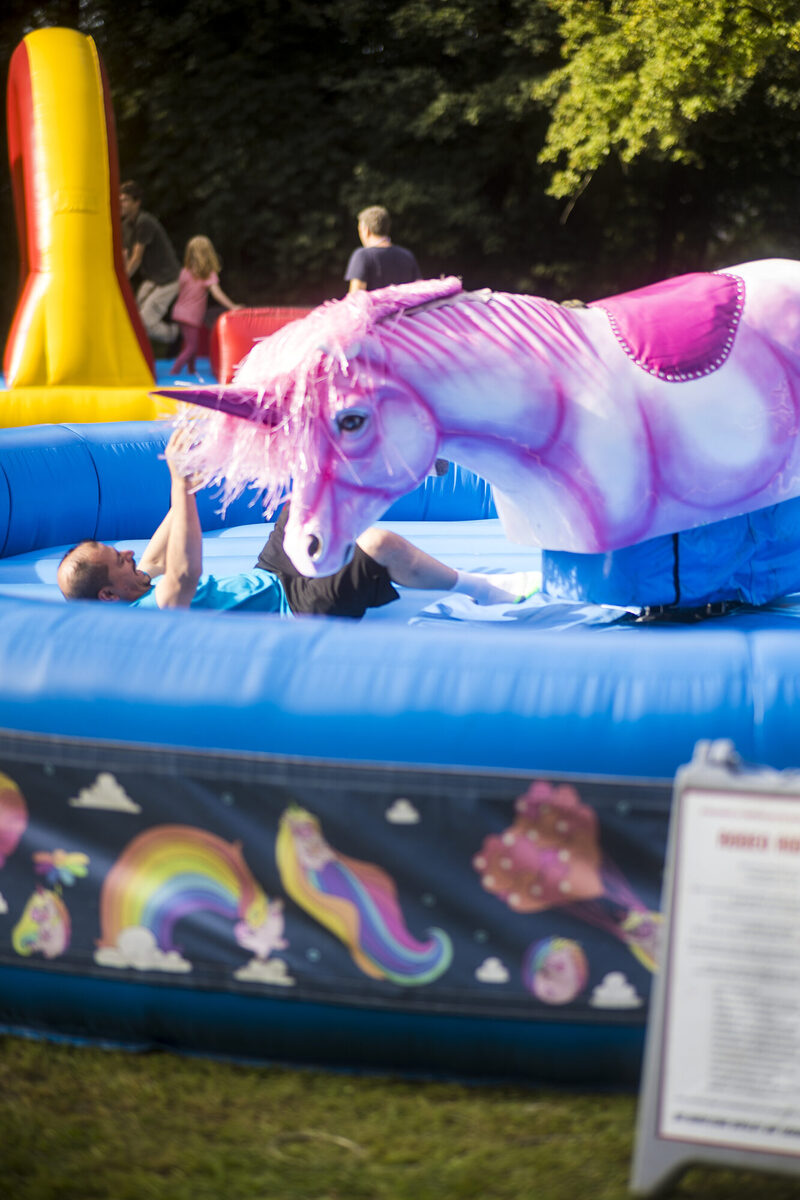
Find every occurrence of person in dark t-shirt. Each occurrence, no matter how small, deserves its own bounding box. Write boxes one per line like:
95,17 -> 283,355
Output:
344,205 -> 420,293
344,206 -> 450,472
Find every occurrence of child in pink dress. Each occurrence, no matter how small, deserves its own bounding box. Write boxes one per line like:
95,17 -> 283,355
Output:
170,236 -> 240,374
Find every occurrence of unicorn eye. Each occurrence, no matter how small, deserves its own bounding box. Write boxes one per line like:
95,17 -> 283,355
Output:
336,411 -> 367,433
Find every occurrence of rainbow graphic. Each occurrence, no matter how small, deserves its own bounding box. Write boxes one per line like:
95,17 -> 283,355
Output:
97,824 -> 269,955
276,806 -> 452,986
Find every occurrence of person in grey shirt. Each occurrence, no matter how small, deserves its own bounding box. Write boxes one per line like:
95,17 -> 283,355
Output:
120,179 -> 180,344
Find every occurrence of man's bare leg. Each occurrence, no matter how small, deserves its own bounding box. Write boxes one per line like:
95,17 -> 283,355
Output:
356,528 -> 538,605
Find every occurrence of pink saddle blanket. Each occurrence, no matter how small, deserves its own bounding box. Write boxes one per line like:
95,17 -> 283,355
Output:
589,271 -> 745,382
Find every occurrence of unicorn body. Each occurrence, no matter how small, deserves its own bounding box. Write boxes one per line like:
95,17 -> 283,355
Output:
167,259 -> 800,578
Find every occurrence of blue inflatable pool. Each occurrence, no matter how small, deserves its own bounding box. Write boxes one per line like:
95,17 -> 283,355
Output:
0,421 -> 798,1084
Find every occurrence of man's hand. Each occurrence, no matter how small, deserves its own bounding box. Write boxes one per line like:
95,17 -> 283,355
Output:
164,426 -> 192,473
164,426 -> 207,490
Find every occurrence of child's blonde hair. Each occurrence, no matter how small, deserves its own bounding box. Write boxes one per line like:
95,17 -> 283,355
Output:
184,235 -> 221,280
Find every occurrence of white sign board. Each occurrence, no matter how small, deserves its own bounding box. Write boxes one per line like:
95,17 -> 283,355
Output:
631,741 -> 800,1195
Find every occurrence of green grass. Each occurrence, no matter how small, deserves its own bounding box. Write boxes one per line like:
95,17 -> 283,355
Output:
1,1036 -> 799,1199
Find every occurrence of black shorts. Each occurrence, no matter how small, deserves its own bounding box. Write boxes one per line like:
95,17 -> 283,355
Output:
256,505 -> 399,619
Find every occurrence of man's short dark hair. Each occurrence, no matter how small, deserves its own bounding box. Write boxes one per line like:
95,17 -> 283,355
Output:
120,180 -> 142,204
58,541 -> 110,600
358,205 -> 391,237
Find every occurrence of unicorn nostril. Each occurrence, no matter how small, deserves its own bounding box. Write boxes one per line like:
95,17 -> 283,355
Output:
307,533 -> 323,560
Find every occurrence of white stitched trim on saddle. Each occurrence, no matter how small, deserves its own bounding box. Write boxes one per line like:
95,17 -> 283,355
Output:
596,270 -> 745,383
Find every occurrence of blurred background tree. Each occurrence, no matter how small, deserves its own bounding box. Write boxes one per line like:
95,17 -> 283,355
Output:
1,0 -> 799,346
537,0 -> 800,283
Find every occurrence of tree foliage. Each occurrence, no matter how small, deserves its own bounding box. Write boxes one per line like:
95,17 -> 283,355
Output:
0,0 -> 571,326
2,0 -> 800,345
538,0 -> 800,193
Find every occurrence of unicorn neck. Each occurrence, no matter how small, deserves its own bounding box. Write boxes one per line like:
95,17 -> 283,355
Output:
436,431 -> 537,495
386,292 -> 585,466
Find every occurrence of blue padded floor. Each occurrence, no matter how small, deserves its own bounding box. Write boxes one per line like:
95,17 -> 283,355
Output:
0,517 -> 546,626
7,516 -> 800,632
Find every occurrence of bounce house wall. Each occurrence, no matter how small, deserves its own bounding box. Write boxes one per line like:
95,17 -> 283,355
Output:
0,424 -> 797,1082
0,421 -> 497,558
0,733 -> 666,1082
543,497 -> 800,610
3,30 -> 154,390
1,29 -> 172,427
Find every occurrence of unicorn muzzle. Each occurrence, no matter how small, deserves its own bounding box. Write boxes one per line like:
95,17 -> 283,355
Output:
305,533 -> 356,574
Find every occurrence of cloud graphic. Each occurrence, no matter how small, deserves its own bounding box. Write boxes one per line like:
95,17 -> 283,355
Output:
475,956 -> 510,984
0,891 -> 7,915
385,798 -> 420,825
69,773 -> 141,814
94,926 -> 191,973
589,971 -> 643,1009
234,957 -> 296,986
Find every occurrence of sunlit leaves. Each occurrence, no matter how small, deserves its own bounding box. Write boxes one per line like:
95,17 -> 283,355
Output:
537,0 -> 800,197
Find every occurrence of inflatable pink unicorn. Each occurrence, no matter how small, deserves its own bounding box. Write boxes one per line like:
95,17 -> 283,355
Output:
161,259 -> 800,577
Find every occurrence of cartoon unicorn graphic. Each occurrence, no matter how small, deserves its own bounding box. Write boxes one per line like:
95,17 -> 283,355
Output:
276,805 -> 452,985
13,887 -> 71,958
12,849 -> 89,959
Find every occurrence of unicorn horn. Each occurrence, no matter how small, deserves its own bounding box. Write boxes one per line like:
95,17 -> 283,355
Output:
151,386 -> 283,425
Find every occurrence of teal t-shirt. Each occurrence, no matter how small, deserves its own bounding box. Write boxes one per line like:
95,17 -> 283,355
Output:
130,569 -> 291,615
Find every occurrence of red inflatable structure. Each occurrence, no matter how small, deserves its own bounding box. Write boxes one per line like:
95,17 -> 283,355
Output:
210,307 -> 312,383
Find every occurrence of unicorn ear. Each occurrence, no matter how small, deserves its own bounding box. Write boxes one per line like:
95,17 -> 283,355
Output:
352,276 -> 463,324
151,386 -> 280,425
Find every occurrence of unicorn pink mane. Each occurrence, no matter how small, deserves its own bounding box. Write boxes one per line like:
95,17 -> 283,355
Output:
165,277 -> 462,515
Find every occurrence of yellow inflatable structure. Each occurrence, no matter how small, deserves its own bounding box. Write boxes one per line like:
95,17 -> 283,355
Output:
2,27 -> 177,425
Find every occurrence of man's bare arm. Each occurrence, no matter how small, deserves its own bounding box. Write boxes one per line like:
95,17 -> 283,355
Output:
125,241 -> 144,277
138,509 -> 172,578
151,431 -> 203,609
